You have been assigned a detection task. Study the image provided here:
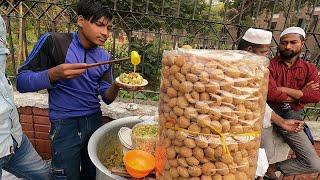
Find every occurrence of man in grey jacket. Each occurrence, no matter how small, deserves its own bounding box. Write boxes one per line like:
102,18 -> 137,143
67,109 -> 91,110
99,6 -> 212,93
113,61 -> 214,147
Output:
0,15 -> 50,180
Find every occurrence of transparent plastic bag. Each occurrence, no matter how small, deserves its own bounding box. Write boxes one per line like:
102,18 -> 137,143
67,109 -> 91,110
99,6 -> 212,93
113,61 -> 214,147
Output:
156,49 -> 269,180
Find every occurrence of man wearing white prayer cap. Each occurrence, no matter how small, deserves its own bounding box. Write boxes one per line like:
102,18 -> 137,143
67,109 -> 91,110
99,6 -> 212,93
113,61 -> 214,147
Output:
266,26 -> 320,178
238,28 -> 304,179
280,26 -> 306,39
238,28 -> 272,56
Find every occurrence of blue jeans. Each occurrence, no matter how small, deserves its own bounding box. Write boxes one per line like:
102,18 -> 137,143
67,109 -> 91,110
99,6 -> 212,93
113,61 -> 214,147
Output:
49,111 -> 102,180
0,134 -> 51,180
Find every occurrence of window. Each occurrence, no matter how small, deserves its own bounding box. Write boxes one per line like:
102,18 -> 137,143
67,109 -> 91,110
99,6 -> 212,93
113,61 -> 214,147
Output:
271,22 -> 277,29
297,18 -> 303,27
309,15 -> 319,32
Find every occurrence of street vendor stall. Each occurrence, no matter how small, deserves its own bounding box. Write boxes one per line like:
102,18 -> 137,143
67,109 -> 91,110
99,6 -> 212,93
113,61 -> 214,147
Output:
88,116 -> 149,180
88,49 -> 269,180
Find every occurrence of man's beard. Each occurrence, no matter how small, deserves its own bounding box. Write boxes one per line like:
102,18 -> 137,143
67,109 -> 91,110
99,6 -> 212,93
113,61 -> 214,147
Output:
279,48 -> 301,59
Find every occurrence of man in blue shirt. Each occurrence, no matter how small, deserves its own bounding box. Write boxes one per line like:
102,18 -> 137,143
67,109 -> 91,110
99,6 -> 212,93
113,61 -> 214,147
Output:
0,15 -> 50,180
16,0 -> 130,179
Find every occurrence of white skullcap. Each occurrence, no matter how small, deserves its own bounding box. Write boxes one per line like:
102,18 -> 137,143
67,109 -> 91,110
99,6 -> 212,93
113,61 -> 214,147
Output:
280,27 -> 306,38
242,28 -> 273,45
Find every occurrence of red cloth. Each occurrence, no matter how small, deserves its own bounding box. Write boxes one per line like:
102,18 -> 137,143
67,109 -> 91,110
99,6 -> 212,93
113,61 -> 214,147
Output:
267,56 -> 320,111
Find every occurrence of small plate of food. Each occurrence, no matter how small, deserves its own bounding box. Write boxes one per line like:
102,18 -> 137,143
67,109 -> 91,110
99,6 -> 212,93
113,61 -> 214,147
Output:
116,72 -> 148,90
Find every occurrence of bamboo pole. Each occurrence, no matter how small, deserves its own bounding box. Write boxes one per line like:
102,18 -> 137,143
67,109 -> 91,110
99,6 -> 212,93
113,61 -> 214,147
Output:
17,1 -> 26,74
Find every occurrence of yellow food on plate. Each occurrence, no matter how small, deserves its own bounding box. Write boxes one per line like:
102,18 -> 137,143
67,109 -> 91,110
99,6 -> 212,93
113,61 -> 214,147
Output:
119,72 -> 144,85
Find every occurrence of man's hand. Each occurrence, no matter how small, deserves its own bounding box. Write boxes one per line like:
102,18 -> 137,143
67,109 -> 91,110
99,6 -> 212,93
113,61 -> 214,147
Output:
48,63 -> 87,83
302,81 -> 319,91
280,119 -> 304,133
277,87 -> 303,100
277,87 -> 285,92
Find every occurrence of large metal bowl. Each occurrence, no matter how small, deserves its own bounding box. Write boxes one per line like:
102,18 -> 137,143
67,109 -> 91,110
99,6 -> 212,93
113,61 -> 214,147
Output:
88,116 -> 153,180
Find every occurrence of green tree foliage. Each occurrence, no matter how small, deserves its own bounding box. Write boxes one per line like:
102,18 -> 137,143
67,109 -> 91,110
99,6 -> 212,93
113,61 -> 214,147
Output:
103,0 -> 225,43
100,0 -> 226,91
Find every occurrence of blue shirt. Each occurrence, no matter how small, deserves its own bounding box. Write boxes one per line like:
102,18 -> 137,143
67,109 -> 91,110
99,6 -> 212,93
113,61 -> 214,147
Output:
16,32 -> 113,120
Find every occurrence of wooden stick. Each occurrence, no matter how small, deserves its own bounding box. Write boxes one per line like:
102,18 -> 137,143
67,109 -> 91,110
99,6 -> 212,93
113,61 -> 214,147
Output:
111,167 -> 156,179
85,57 -> 130,69
111,167 -> 131,177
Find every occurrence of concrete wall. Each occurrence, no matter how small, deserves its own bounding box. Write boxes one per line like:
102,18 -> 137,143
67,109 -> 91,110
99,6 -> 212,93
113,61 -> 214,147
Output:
18,107 -> 113,160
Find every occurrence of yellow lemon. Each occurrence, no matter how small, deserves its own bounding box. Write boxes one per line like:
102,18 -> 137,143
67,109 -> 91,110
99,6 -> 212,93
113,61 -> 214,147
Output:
131,51 -> 141,65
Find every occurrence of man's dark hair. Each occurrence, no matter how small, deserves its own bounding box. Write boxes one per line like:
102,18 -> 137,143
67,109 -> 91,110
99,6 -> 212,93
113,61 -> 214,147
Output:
77,0 -> 113,23
237,38 -> 262,50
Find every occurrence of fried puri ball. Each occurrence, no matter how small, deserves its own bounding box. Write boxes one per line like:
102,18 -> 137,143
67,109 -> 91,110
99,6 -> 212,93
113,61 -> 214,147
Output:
184,138 -> 197,149
184,107 -> 198,119
235,104 -> 246,119
195,102 -> 210,114
234,77 -> 249,87
170,65 -> 180,75
191,63 -> 205,75
186,73 -> 199,83
202,162 -> 216,176
208,107 -> 222,121
188,166 -> 202,177
175,56 -> 186,67
177,96 -> 189,109
220,91 -> 234,104
200,92 -> 210,101
179,81 -> 194,93
209,69 -> 224,80
194,82 -> 206,93
209,94 -> 222,106
225,67 -> 241,78
220,119 -> 231,132
197,114 -> 211,128
185,91 -> 201,103
175,72 -> 186,82
168,97 -> 177,107
181,63 -> 192,75
177,116 -> 190,128
220,77 -> 234,91
179,147 -> 193,158
199,71 -> 210,83
162,78 -> 171,88
217,106 -> 233,116
162,66 -> 171,78
188,123 -> 201,133
201,127 -> 211,134
167,87 -> 178,97
205,82 -> 219,93
185,93 -> 197,104
191,91 -> 200,100
162,56 -> 175,66
173,106 -> 184,116
172,79 -> 181,91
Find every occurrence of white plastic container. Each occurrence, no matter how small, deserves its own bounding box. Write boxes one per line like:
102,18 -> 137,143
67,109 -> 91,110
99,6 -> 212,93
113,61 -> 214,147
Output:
118,127 -> 133,154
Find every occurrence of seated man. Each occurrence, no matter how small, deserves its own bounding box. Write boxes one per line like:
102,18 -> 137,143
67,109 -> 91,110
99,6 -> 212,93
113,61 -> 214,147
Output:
238,28 -> 305,179
267,27 -> 320,177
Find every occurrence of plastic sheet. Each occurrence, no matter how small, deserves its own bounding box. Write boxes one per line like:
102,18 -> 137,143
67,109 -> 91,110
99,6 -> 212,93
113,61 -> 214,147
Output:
156,49 -> 269,180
